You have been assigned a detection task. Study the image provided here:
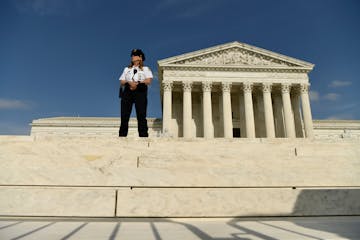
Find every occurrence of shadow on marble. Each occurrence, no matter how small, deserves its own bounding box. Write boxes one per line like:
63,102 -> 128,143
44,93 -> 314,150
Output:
293,188 -> 360,216
1,217 -> 359,240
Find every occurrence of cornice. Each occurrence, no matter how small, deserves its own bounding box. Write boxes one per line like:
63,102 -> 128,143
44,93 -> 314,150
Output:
160,64 -> 312,73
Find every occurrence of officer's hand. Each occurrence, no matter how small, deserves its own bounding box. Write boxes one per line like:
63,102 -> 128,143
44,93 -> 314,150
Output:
129,81 -> 138,90
143,78 -> 152,85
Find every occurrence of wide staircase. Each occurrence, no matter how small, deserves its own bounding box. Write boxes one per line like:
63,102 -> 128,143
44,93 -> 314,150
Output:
0,136 -> 359,217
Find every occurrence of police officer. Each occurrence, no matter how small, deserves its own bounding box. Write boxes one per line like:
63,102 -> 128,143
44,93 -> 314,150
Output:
119,49 -> 153,137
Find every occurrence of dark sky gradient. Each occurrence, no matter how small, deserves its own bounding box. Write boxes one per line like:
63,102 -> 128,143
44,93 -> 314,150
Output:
1,0 -> 359,134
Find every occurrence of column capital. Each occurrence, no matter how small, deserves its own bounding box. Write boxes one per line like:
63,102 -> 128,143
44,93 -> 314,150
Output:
243,82 -> 253,93
221,82 -> 231,93
300,83 -> 310,94
281,83 -> 291,94
202,82 -> 212,92
162,81 -> 173,91
182,81 -> 193,92
262,83 -> 272,93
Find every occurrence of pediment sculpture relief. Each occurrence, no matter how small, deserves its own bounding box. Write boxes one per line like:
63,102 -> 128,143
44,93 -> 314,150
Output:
173,47 -> 298,67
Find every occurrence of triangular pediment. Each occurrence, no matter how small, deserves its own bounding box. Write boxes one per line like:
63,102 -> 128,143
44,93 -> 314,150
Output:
158,41 -> 314,70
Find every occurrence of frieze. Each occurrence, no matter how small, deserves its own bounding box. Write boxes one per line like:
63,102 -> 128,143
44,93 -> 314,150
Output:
265,72 -> 308,79
164,70 -> 206,78
162,66 -> 310,75
163,70 -> 308,79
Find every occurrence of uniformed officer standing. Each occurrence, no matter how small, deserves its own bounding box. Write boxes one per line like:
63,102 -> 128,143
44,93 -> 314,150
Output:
119,49 -> 153,137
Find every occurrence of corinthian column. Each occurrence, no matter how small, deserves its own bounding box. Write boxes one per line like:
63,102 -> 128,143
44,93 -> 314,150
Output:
222,82 -> 233,138
262,83 -> 275,138
182,82 -> 193,138
281,83 -> 296,138
300,83 -> 314,138
291,87 -> 304,138
162,81 -> 173,135
243,82 -> 255,138
202,82 -> 214,138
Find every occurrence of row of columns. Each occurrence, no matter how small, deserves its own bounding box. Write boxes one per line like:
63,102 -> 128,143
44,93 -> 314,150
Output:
162,81 -> 314,139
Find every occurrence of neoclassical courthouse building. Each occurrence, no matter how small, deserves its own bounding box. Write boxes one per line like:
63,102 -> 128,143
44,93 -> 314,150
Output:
30,41 -> 360,139
159,41 -> 313,139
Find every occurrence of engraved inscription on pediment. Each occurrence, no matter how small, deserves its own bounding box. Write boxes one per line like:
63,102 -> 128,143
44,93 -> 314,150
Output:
173,47 -> 298,67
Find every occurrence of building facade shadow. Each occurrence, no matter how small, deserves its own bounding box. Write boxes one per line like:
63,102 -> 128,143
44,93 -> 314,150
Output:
291,188 -> 360,239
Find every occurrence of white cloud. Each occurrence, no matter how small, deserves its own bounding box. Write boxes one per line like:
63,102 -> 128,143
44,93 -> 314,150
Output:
309,90 -> 341,102
323,93 -> 340,101
0,99 -> 33,110
309,90 -> 320,102
328,80 -> 352,88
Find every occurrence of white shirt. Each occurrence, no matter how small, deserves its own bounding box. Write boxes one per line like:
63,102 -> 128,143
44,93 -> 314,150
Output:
119,66 -> 153,82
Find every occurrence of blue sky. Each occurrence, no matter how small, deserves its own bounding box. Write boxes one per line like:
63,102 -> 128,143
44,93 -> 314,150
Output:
0,0 -> 359,135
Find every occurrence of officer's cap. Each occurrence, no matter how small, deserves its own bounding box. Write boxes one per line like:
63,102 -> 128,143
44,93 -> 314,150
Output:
131,49 -> 145,61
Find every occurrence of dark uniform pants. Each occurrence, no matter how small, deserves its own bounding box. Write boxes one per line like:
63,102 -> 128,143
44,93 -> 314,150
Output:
119,83 -> 148,137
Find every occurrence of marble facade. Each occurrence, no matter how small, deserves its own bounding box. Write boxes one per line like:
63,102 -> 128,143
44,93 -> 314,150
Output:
158,41 -> 315,138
